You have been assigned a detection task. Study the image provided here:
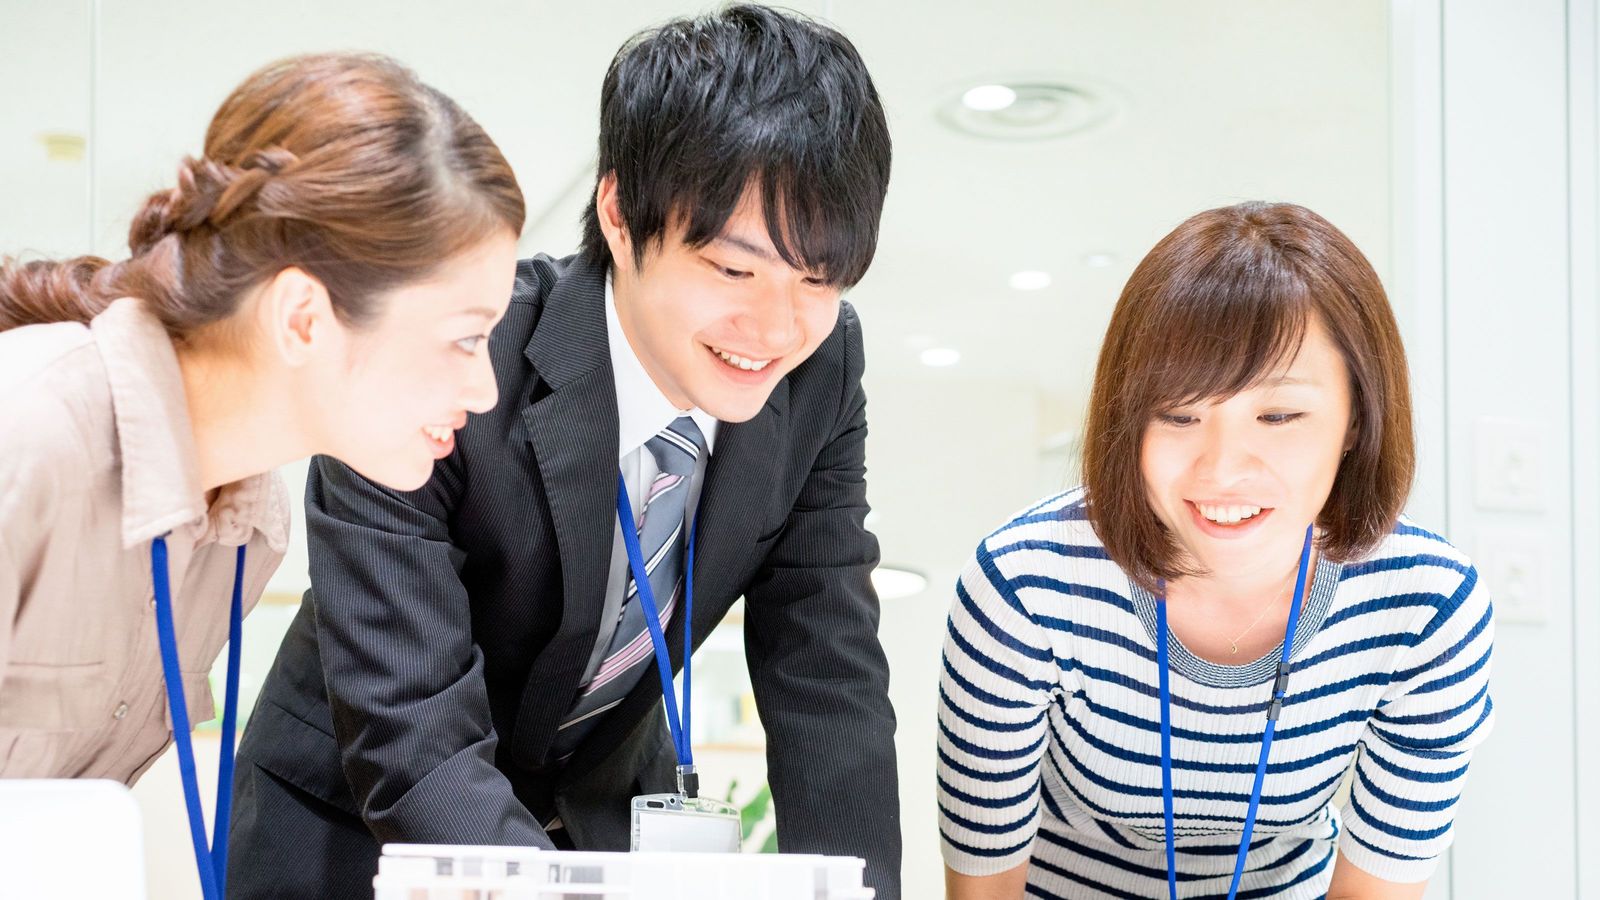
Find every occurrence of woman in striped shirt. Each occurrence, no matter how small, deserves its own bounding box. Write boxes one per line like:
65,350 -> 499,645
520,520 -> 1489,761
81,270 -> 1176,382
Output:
939,202 -> 1493,899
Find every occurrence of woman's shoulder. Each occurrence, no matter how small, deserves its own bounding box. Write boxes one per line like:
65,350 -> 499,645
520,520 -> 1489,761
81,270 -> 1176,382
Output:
0,322 -> 109,485
0,320 -> 97,391
1345,514 -> 1476,579
1337,515 -> 1484,620
973,486 -> 1112,576
981,485 -> 1091,539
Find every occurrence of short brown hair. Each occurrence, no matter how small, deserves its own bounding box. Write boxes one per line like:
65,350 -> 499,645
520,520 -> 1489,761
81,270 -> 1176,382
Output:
1,53 -> 525,336
1082,201 -> 1414,589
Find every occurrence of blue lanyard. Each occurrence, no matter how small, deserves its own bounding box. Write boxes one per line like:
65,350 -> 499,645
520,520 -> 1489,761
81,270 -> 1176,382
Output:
1156,524 -> 1313,900
150,536 -> 245,900
615,472 -> 698,793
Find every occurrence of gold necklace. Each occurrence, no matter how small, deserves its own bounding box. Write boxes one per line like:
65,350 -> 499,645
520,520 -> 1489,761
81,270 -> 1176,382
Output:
1223,567 -> 1305,655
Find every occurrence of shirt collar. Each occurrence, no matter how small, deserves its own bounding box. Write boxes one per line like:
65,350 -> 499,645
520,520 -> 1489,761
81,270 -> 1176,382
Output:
605,276 -> 718,459
91,298 -> 289,553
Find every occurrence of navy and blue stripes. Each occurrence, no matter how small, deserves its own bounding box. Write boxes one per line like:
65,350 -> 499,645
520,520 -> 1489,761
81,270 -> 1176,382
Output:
938,488 -> 1495,898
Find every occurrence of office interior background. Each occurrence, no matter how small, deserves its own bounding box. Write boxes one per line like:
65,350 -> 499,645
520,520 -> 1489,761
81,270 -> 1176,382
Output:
2,1 -> 1597,897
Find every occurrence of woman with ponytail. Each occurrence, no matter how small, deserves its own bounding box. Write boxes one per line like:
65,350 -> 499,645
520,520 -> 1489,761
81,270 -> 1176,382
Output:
0,51 -> 523,895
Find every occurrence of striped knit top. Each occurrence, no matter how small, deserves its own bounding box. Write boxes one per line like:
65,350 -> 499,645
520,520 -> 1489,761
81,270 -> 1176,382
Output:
937,488 -> 1495,898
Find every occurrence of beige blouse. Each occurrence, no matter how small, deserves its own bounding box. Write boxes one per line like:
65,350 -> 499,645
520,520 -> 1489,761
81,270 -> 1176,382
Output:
0,298 -> 288,782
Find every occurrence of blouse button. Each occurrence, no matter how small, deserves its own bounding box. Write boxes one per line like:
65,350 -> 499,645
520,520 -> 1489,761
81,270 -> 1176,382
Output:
113,702 -> 129,721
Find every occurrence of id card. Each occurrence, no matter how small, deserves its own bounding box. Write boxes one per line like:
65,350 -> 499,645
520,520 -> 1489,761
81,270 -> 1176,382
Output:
629,792 -> 741,852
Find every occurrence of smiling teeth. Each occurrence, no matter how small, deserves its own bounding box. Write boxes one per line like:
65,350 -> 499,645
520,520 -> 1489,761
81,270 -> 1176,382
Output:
712,347 -> 772,371
423,425 -> 454,443
1198,503 -> 1263,524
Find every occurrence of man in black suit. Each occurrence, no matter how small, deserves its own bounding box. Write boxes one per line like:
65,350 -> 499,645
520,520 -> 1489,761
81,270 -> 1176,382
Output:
226,5 -> 900,897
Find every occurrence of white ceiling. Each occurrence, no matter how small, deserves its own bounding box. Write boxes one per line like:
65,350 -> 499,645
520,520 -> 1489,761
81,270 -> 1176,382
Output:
841,0 -> 1391,405
9,0 -> 1390,404
3,0 -> 1393,550
2,0 -> 1395,574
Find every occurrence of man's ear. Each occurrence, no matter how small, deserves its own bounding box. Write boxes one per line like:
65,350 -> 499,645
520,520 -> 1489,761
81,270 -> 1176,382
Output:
595,171 -> 633,274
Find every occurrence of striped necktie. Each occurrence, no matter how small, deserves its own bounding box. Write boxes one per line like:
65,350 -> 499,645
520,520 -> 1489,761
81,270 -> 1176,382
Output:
552,416 -> 707,758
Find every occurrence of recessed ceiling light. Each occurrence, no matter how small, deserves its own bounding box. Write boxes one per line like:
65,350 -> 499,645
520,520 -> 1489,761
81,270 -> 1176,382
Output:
1083,252 -> 1117,268
961,84 -> 1017,112
872,566 -> 928,600
920,347 -> 961,367
939,79 -> 1118,142
1009,270 -> 1052,291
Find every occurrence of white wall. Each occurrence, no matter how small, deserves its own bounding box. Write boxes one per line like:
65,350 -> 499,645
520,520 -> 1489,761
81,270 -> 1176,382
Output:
0,0 -> 91,258
859,369 -> 1045,900
1390,1 -> 1600,896
1569,3 -> 1600,897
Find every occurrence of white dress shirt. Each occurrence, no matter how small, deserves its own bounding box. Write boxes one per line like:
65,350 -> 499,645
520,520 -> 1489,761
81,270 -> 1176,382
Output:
578,277 -> 720,688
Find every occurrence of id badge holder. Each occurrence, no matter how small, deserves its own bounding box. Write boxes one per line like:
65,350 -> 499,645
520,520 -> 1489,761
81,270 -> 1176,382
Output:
629,776 -> 741,853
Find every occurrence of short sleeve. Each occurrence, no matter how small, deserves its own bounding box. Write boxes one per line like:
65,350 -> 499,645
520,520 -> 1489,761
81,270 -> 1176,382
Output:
1339,564 -> 1495,882
936,545 -> 1063,875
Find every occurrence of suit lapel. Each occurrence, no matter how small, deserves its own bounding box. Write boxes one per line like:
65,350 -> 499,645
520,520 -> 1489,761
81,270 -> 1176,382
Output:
560,381 -> 790,782
513,259 -> 619,765
511,254 -> 796,776
679,380 -> 788,647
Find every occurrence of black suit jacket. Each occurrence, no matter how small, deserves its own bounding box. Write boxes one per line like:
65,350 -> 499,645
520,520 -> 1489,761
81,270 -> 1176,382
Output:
236,253 -> 901,895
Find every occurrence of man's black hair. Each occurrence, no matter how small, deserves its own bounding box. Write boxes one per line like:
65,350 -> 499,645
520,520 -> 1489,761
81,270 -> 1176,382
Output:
578,3 -> 892,288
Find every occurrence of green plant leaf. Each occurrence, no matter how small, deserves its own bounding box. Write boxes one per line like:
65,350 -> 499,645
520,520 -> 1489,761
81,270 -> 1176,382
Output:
739,782 -> 772,841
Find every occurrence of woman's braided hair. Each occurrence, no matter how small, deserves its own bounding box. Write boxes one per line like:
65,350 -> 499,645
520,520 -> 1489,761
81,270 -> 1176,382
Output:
1,52 -> 524,337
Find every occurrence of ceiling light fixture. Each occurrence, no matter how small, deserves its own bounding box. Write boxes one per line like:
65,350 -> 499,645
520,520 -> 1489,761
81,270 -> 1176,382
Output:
1009,270 -> 1052,291
961,84 -> 1017,112
919,347 -> 961,367
939,78 -> 1118,142
872,566 -> 929,600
